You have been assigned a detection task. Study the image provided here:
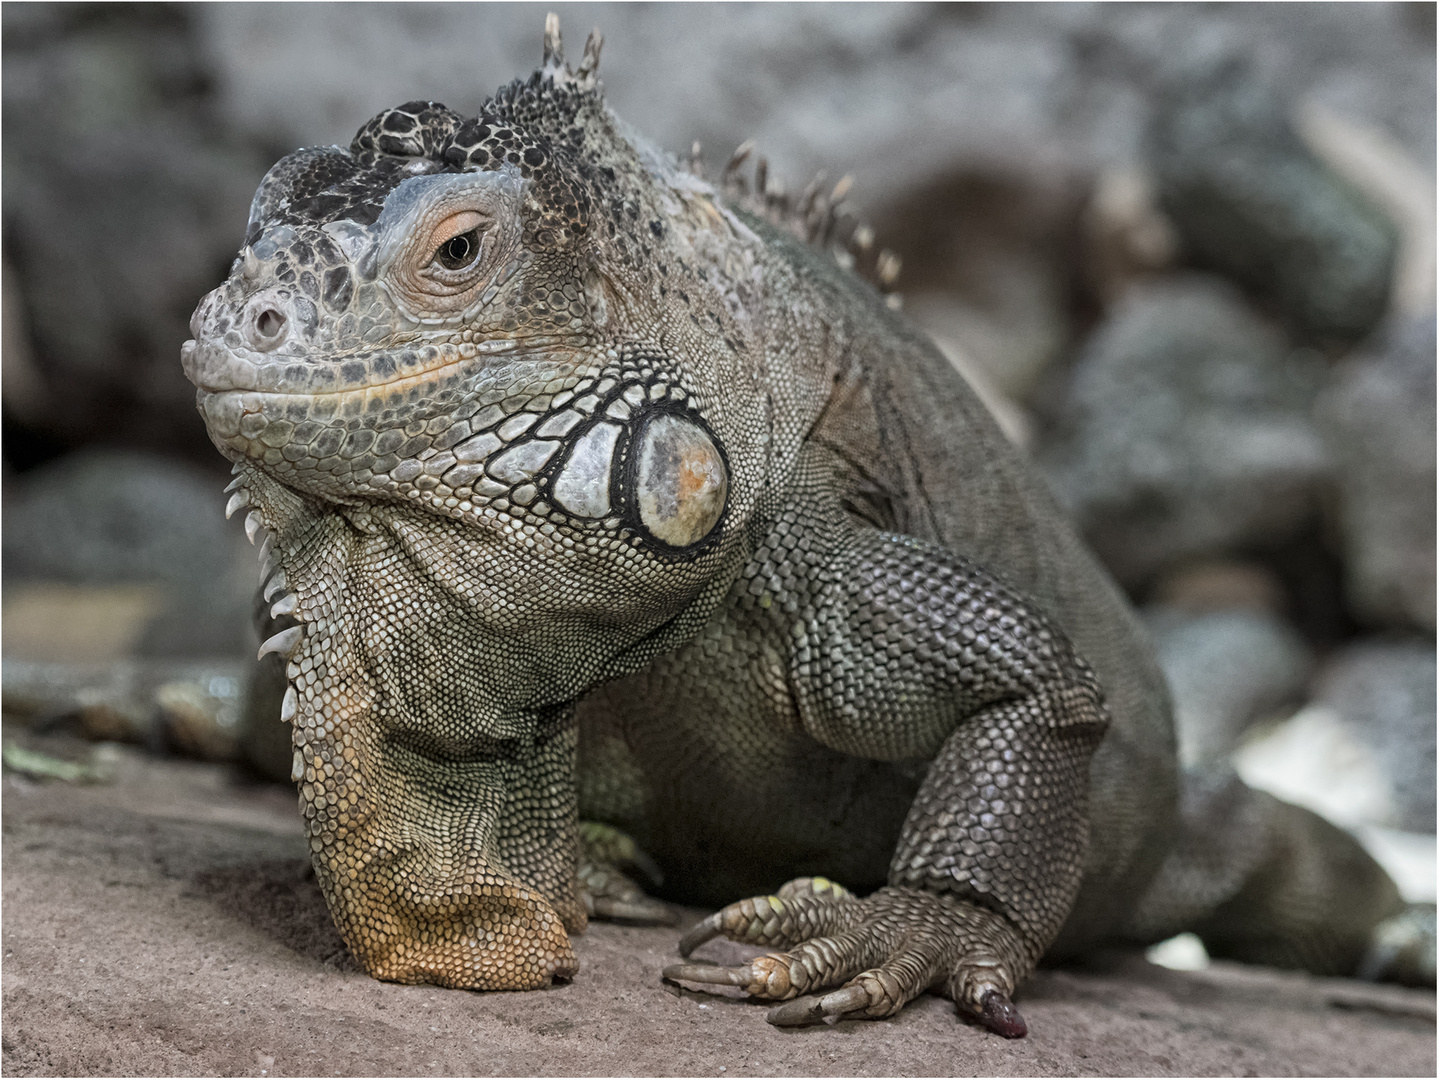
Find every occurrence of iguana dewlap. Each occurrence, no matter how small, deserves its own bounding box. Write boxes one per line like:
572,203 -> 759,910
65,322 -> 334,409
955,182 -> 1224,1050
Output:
183,16 -> 1416,1036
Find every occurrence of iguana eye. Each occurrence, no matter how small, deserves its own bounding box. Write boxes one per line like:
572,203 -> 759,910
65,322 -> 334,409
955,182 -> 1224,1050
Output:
422,210 -> 488,276
377,176 -> 523,317
435,229 -> 481,271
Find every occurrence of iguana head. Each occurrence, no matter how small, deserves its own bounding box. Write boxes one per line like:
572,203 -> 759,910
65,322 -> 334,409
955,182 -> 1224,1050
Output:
183,19 -> 774,686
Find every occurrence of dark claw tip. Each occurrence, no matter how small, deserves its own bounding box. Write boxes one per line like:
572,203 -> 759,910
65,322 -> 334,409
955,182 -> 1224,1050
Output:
978,989 -> 1027,1039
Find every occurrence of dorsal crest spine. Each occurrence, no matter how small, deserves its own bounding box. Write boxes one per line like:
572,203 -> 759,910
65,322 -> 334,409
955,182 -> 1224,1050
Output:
715,144 -> 902,303
541,12 -> 604,92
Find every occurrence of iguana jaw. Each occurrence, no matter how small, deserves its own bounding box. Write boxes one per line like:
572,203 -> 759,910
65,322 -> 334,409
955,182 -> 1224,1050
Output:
221,344 -> 745,702
182,332 -> 582,397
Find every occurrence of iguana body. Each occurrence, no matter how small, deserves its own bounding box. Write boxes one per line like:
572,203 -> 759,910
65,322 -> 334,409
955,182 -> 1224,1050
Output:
182,19 -> 1413,1036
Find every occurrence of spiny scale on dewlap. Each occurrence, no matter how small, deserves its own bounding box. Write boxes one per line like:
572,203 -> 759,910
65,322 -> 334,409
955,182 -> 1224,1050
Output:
183,12 -> 1424,1037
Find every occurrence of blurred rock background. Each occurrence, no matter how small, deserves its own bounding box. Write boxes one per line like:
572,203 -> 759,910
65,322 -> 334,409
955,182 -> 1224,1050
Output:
3,4 -> 1434,901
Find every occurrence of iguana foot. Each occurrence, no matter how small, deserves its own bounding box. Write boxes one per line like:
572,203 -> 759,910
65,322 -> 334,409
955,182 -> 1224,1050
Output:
662,877 -> 1030,1037
577,821 -> 677,925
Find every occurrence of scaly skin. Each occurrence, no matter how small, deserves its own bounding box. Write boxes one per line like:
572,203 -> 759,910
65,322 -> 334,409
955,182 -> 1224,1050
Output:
185,16 -> 1418,1033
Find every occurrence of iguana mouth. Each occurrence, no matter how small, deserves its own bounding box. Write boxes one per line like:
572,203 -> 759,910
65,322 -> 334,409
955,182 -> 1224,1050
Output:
181,334 -> 586,398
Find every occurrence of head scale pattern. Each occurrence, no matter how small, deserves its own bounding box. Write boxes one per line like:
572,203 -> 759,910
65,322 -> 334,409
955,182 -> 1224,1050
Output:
247,18 -> 607,250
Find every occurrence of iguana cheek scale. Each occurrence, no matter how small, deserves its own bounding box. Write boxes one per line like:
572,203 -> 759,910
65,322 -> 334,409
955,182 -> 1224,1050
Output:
183,14 -> 1417,1036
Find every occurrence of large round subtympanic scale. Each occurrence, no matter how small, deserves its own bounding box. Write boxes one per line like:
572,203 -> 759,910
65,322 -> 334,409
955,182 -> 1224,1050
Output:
634,414 -> 728,547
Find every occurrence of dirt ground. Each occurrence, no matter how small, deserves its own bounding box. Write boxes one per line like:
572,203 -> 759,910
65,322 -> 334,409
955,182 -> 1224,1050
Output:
2,737 -> 1434,1078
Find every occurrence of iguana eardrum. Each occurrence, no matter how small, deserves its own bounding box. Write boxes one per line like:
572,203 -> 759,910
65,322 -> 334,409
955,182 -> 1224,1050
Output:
182,17 -> 1418,1036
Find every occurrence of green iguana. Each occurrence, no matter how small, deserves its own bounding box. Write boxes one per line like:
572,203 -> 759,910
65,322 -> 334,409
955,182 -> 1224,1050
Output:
181,17 -> 1420,1037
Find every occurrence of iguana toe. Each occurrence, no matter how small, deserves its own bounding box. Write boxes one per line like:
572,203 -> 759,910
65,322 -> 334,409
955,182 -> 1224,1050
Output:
765,984 -> 871,1026
974,989 -> 1028,1038
578,821 -> 664,889
677,876 -> 857,957
577,822 -> 676,925
584,885 -> 677,925
662,960 -> 762,989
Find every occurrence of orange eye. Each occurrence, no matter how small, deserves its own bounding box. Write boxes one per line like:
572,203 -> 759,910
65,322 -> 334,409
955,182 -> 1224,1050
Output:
424,210 -> 487,273
436,229 -> 480,270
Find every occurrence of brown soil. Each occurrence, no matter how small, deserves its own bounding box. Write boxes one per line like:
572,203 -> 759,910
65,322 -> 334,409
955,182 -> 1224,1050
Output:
2,739 -> 1433,1077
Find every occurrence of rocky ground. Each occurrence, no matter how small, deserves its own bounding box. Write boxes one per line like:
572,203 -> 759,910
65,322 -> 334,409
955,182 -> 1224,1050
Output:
1,733 -> 1434,1078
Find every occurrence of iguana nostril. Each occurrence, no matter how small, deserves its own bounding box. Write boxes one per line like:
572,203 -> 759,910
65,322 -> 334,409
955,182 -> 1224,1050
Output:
252,306 -> 288,348
256,308 -> 286,338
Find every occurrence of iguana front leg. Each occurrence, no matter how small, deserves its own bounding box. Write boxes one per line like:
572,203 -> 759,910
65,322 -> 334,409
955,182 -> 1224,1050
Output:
665,528 -> 1108,1036
289,622 -> 586,989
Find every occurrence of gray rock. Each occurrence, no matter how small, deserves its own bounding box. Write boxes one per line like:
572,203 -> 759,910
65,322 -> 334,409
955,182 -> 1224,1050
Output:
1,5 -> 268,455
1041,275 -> 1329,589
1149,53 -> 1397,344
1079,166 -> 1180,309
1,657 -> 246,755
1143,606 -> 1314,767
2,450 -> 254,658
1149,560 -> 1288,617
239,583 -> 300,784
240,654 -> 294,784
893,174 -> 1080,405
156,677 -> 243,762
194,4 -> 1435,206
1316,640 -> 1437,833
1317,312 -> 1436,631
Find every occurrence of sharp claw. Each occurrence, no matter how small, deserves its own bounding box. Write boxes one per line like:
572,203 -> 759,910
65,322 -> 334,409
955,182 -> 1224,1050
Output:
662,961 -> 752,987
768,984 -> 871,1026
627,846 -> 665,889
819,983 -> 872,1017
592,895 -> 679,925
678,913 -> 724,957
767,994 -> 829,1026
976,989 -> 1027,1039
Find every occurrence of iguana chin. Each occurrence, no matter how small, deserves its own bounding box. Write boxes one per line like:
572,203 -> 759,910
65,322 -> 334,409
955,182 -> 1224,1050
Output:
182,15 -> 1416,1036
